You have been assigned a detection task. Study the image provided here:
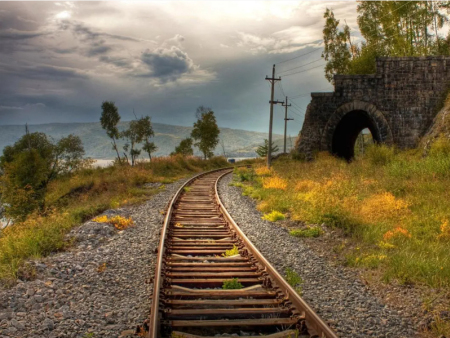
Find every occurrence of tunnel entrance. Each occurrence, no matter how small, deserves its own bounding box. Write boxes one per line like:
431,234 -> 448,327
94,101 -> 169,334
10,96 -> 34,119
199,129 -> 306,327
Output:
331,110 -> 380,160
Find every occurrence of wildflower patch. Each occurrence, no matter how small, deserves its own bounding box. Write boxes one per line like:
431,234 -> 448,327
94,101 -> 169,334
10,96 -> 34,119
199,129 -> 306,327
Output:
262,176 -> 287,190
93,215 -> 134,230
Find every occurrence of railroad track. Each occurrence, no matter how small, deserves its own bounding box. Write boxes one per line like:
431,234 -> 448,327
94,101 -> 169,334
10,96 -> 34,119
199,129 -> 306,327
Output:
145,168 -> 338,338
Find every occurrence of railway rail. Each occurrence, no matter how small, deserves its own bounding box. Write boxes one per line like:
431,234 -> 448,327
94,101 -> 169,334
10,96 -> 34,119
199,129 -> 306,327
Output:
145,168 -> 338,338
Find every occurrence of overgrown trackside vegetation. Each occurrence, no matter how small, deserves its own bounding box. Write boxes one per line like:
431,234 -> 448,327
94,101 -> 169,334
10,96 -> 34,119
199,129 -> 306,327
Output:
0,156 -> 228,284
234,142 -> 450,289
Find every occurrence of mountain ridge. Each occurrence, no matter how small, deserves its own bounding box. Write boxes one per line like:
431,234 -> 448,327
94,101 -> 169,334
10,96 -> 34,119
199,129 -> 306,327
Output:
0,122 -> 285,159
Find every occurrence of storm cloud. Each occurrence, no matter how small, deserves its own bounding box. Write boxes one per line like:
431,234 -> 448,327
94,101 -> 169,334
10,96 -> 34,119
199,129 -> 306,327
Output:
0,1 -> 357,136
140,46 -> 196,81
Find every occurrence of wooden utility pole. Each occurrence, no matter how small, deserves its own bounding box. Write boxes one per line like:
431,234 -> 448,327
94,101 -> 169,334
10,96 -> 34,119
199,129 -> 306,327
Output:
282,96 -> 293,154
265,64 -> 281,168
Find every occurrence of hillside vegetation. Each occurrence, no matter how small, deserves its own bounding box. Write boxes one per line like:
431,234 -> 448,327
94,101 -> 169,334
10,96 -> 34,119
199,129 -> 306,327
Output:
0,156 -> 228,285
236,141 -> 450,288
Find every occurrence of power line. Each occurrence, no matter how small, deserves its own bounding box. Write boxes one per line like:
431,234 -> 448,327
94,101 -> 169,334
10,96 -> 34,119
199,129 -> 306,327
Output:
277,58 -> 324,75
280,64 -> 324,78
275,46 -> 323,65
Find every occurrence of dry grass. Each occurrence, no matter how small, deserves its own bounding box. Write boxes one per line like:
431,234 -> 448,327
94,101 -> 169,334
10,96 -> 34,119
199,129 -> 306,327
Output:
0,156 -> 229,284
235,142 -> 450,289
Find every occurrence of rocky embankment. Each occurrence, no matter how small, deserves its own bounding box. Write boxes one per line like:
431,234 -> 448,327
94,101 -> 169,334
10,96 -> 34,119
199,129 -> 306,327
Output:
0,180 -> 186,338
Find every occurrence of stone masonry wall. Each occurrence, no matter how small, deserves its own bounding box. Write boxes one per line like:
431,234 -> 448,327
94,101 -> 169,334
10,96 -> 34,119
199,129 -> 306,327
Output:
296,56 -> 450,157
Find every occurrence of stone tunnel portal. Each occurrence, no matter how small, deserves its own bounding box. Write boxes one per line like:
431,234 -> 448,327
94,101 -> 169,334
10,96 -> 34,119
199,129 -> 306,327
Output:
331,110 -> 380,161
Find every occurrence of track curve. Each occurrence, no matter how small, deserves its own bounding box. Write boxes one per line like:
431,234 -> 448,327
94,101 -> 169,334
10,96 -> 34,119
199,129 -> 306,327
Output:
146,168 -> 338,338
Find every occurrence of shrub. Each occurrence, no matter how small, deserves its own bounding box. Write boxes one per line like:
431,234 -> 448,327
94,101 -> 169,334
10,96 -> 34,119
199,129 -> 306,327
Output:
365,144 -> 395,165
262,211 -> 285,222
222,278 -> 243,289
290,226 -> 324,238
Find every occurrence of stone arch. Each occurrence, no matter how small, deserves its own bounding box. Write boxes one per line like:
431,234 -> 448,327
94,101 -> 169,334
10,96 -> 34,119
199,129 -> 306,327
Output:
321,100 -> 393,160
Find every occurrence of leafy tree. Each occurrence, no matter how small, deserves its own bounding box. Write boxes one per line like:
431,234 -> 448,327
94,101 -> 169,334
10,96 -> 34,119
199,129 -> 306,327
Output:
100,101 -> 122,163
171,138 -> 194,156
0,131 -> 87,220
143,142 -> 157,161
139,116 -> 157,161
322,1 -> 450,82
121,116 -> 156,165
191,106 -> 220,159
256,139 -> 279,157
322,8 -> 352,83
121,120 -> 142,166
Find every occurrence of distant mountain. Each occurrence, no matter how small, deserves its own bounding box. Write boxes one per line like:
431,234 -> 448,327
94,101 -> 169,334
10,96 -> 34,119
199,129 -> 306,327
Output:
0,122 -> 284,159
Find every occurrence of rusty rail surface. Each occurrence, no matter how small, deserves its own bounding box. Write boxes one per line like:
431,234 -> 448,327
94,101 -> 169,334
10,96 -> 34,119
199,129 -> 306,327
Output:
146,168 -> 338,338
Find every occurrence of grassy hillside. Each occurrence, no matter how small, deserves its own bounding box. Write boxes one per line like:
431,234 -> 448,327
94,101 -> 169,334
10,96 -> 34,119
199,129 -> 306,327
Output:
0,156 -> 230,285
0,122 -> 283,159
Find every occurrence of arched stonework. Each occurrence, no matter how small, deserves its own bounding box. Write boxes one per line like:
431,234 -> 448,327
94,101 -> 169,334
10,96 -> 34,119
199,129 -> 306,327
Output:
320,100 -> 394,153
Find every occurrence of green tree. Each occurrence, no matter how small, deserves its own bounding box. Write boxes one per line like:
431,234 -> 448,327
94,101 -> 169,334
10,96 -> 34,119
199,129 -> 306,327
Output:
100,101 -> 122,163
322,1 -> 450,82
121,115 -> 156,165
191,106 -> 220,159
171,138 -> 194,156
256,139 -> 279,157
0,131 -> 87,220
139,116 -> 157,161
121,120 -> 142,166
322,8 -> 352,83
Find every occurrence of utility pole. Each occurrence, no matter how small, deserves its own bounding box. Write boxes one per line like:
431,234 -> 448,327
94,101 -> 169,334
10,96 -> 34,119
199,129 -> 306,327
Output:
265,64 -> 281,168
282,96 -> 293,154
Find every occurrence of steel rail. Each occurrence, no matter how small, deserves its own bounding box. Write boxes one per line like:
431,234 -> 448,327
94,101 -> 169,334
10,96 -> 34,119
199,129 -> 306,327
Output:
215,171 -> 338,338
147,166 -> 338,338
148,167 -> 233,338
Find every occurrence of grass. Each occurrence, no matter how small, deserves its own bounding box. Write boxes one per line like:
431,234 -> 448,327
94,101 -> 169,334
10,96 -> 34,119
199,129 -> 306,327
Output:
234,141 -> 450,289
285,268 -> 303,295
222,278 -> 244,289
290,226 -> 324,238
0,155 -> 229,285
262,210 -> 285,222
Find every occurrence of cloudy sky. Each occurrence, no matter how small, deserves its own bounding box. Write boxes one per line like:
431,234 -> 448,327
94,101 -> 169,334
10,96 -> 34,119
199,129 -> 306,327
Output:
0,1 -> 360,136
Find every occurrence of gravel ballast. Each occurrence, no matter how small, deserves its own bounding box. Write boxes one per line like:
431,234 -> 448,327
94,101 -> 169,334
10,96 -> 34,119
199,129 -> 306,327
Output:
0,179 -> 187,338
218,173 -> 417,338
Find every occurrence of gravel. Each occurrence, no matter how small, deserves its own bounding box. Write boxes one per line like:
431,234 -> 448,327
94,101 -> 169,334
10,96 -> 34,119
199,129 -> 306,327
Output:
218,173 -> 417,338
0,179 -> 186,338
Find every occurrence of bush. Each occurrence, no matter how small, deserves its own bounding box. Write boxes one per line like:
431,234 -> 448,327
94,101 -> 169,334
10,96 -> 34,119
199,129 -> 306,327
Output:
290,226 -> 324,238
365,144 -> 395,165
262,210 -> 285,222
429,136 -> 450,157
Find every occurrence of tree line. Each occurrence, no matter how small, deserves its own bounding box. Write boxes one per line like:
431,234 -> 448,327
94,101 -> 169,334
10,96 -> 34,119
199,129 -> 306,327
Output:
100,102 -> 220,162
0,103 -> 220,221
322,1 -> 450,82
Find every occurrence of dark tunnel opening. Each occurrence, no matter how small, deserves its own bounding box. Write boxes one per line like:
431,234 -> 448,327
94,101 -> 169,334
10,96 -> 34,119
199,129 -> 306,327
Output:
331,110 -> 380,161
